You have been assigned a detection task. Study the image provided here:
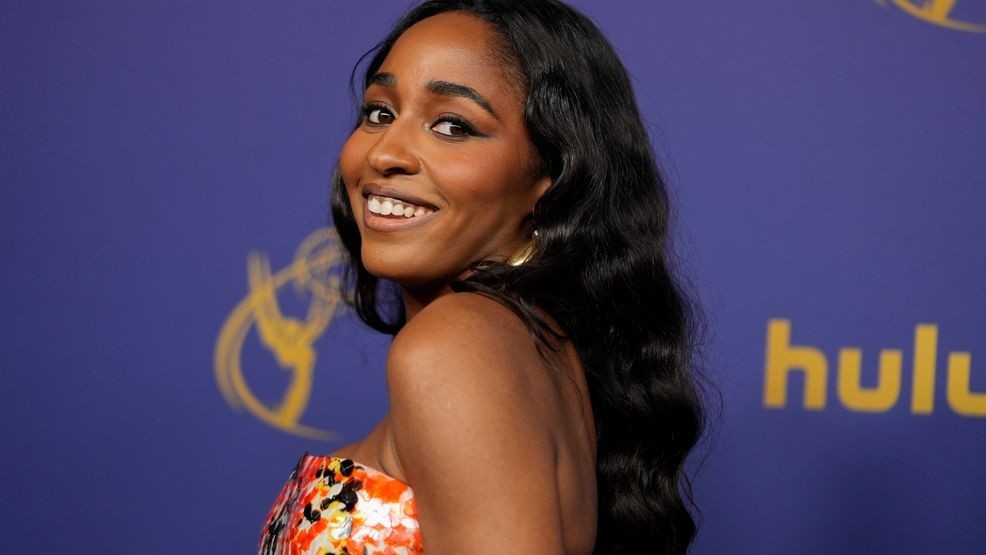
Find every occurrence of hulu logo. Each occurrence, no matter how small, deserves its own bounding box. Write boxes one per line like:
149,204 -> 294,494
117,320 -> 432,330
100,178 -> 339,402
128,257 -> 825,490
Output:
763,319 -> 983,416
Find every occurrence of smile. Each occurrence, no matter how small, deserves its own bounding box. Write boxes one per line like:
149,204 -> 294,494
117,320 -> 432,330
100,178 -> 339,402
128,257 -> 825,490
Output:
366,193 -> 436,218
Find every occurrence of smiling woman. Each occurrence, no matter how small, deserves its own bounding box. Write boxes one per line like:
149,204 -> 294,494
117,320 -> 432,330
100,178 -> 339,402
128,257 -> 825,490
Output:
341,12 -> 551,315
260,1 -> 706,554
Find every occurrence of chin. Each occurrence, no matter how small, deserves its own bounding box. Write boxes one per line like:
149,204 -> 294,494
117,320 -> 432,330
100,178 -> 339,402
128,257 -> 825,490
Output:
364,258 -> 460,301
361,249 -> 428,285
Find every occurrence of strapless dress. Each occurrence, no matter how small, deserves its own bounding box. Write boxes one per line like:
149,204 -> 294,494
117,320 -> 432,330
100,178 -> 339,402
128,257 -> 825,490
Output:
259,453 -> 423,555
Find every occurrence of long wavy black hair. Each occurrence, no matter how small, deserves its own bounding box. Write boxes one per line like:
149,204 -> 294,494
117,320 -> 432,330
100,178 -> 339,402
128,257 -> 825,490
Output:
330,1 -> 706,552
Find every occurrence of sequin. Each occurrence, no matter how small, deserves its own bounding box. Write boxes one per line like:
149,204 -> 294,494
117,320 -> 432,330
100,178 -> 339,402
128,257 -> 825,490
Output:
260,454 -> 424,555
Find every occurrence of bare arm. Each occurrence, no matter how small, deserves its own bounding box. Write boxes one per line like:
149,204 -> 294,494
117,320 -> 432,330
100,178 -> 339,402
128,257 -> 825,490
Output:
387,293 -> 567,553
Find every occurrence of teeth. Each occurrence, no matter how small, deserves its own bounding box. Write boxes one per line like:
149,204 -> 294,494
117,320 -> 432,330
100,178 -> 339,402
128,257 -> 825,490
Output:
366,194 -> 435,218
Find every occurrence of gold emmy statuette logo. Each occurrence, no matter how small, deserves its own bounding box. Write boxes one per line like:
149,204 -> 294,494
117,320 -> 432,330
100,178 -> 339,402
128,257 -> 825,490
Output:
215,228 -> 346,439
878,0 -> 986,33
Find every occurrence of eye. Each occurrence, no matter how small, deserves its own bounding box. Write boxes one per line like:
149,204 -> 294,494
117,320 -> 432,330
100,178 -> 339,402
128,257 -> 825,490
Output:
431,115 -> 474,138
361,103 -> 395,126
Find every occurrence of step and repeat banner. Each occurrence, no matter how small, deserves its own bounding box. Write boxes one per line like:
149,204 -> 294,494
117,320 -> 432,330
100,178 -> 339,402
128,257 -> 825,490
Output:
2,1 -> 983,553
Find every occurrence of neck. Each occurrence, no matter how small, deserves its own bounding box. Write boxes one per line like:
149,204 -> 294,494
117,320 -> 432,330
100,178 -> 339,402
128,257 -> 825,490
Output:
401,283 -> 452,321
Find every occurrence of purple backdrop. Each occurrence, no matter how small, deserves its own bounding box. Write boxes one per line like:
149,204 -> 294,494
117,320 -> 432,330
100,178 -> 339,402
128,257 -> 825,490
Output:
2,1 -> 985,553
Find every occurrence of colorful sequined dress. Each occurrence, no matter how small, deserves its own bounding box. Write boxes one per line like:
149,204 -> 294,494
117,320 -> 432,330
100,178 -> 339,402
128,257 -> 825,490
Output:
260,453 -> 423,555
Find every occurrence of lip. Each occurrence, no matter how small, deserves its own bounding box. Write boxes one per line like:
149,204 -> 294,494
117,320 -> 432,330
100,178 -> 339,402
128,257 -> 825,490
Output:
361,183 -> 440,212
360,194 -> 439,233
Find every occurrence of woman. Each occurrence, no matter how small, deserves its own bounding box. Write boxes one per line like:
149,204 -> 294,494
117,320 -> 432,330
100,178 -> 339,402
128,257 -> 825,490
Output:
261,1 -> 705,553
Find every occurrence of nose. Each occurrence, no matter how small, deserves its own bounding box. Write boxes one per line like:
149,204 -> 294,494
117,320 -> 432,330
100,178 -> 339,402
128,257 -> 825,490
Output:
364,120 -> 421,177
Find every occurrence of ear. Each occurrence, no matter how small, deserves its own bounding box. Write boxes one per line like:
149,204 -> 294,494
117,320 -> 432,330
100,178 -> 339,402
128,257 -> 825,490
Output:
529,174 -> 553,208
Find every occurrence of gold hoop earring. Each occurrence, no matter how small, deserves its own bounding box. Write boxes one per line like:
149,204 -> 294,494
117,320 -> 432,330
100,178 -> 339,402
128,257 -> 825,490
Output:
507,229 -> 538,266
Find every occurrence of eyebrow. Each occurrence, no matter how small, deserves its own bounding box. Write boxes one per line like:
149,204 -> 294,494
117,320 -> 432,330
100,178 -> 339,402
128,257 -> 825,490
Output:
368,72 -> 500,120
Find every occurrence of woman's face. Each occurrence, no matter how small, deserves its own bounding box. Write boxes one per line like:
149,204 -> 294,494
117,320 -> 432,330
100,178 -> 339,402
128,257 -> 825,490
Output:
339,12 -> 550,296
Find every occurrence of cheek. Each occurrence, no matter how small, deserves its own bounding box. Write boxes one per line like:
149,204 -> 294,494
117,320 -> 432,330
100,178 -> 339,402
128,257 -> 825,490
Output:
339,132 -> 371,215
435,149 -> 528,203
339,133 -> 363,188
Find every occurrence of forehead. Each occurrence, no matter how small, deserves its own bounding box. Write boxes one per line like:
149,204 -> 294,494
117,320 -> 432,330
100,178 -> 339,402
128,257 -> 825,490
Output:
376,12 -> 520,100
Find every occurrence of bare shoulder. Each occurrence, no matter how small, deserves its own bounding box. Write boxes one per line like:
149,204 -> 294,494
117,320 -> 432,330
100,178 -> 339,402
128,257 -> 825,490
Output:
390,291 -> 545,372
385,292 -> 570,551
387,292 -> 559,448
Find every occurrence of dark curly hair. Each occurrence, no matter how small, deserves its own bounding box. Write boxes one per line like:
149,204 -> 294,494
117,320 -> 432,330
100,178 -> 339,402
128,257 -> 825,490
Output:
330,1 -> 707,552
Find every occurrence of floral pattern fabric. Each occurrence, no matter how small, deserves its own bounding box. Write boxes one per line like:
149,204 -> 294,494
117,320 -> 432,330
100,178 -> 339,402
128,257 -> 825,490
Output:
260,454 -> 423,555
